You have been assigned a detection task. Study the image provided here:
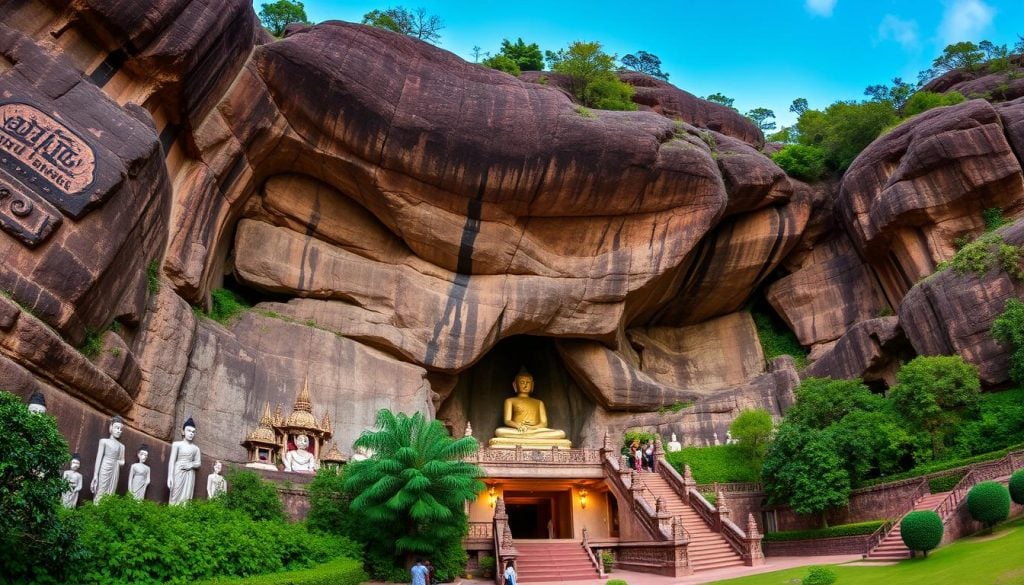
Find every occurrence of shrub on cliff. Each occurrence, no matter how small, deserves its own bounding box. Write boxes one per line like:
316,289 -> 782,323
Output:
1010,469 -> 1024,505
545,41 -> 637,111
481,54 -> 520,76
992,298 -> 1024,384
967,481 -> 1011,530
771,144 -> 827,181
903,90 -> 966,117
0,390 -> 81,584
901,510 -> 944,557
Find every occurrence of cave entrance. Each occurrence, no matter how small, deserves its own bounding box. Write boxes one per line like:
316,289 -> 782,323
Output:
438,335 -> 593,447
505,490 -> 573,539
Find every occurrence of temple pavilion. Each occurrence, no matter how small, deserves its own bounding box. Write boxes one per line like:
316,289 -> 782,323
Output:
241,380 -> 333,470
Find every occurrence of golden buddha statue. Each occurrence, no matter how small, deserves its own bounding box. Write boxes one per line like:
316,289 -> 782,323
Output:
488,367 -> 572,449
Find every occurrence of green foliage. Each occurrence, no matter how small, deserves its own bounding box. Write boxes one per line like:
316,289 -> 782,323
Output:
665,444 -> 762,484
761,520 -> 885,542
789,98 -> 809,117
146,260 -> 161,295
705,92 -> 736,109
919,41 -> 986,84
859,441 -> 1024,488
607,580 -> 628,585
966,481 -> 1011,528
621,50 -> 669,81
340,410 -> 482,581
258,0 -> 310,37
199,558 -> 367,585
479,554 -> 496,575
794,99 -> 898,171
730,409 -> 773,468
0,390 -> 80,584
574,105 -> 595,118
901,511 -> 944,556
802,566 -> 837,585
745,107 -> 776,132
751,310 -> 808,367
771,144 -> 827,181
600,550 -> 615,573
481,54 -> 520,76
79,329 -> 104,358
950,387 -> 1024,457
762,424 -> 850,525
864,77 -> 915,115
362,7 -> 443,44
220,468 -> 285,522
937,232 -> 1024,280
785,377 -> 884,430
546,41 -> 635,110
902,91 -> 966,117
928,472 -> 965,494
657,400 -> 692,414
983,207 -> 1010,231
890,356 -> 981,459
993,299 -> 1024,385
1009,469 -> 1024,505
209,288 -> 251,324
494,38 -> 543,71
621,430 -> 658,453
72,496 -> 358,584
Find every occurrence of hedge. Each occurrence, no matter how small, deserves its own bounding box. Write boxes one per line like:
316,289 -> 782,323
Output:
900,511 -> 943,556
928,472 -> 965,494
199,558 -> 367,585
761,520 -> 885,542
967,481 -> 1011,527
1010,469 -> 1024,505
859,443 -> 1024,488
665,445 -> 761,484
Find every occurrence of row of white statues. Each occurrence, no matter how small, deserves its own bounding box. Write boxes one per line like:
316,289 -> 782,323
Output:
60,416 -> 226,508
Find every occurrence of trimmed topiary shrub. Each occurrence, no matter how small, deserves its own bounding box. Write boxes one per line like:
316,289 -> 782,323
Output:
1010,469 -> 1024,505
900,511 -> 944,557
802,566 -> 837,585
967,481 -> 1011,529
606,579 -> 628,585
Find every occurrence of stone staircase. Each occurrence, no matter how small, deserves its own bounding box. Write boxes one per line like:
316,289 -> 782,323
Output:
513,539 -> 601,582
866,492 -> 949,560
638,471 -> 746,571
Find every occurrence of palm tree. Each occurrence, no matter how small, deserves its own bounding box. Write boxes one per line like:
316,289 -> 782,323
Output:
344,410 -> 483,574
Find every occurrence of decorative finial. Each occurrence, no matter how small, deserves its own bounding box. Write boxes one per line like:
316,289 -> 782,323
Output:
464,421 -> 474,437
258,402 -> 273,426
746,513 -> 761,538
295,378 -> 312,413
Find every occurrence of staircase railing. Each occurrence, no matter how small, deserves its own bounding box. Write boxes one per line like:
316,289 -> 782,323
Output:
581,527 -> 605,578
935,454 -> 1016,522
863,477 -> 928,556
601,451 -> 671,541
492,497 -> 516,584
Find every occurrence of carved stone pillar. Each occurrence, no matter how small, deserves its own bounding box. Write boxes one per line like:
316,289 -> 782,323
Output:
715,490 -> 731,530
629,470 -> 643,505
681,464 -> 696,503
654,436 -> 664,472
744,513 -> 765,566
671,517 -> 693,576
656,497 -> 672,534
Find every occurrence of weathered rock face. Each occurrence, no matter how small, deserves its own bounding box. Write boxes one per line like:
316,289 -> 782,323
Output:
3,0 -> 1024,481
923,64 -> 1024,103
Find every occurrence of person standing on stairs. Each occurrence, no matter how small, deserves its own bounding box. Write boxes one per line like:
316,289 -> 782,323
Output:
503,561 -> 517,585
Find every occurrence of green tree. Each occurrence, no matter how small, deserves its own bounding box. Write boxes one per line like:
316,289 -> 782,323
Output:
789,97 -> 809,116
362,7 -> 444,44
900,510 -> 943,557
785,377 -> 885,430
771,144 -> 827,181
0,390 -> 80,582
729,409 -> 773,467
343,410 -> 483,581
704,92 -> 735,109
495,38 -> 543,71
1010,469 -> 1024,505
863,77 -> 915,116
992,298 -> 1024,384
967,481 -> 1011,530
481,54 -> 520,75
621,50 -> 669,81
220,468 -> 285,522
546,41 -> 636,111
795,100 -> 897,171
762,423 -> 850,527
919,41 -> 985,83
902,90 -> 966,117
745,107 -> 776,132
890,355 -> 981,459
258,0 -> 311,37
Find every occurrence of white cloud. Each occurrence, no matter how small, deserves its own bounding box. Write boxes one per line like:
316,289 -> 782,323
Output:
938,0 -> 995,44
805,0 -> 836,17
878,15 -> 920,50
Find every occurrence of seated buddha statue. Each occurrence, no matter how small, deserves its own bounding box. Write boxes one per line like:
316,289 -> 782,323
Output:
488,367 -> 572,449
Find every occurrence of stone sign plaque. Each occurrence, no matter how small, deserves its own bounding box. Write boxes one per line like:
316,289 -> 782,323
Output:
0,101 -> 98,218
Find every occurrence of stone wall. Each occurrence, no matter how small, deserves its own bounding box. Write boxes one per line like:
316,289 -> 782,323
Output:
762,534 -> 873,557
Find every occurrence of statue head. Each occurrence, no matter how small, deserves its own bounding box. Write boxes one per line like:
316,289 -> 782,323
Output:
70,454 -> 80,471
295,434 -> 310,450
182,417 -> 197,441
214,460 -> 222,474
671,433 -> 678,441
110,415 -> 124,438
27,391 -> 46,414
138,445 -> 149,463
513,366 -> 534,394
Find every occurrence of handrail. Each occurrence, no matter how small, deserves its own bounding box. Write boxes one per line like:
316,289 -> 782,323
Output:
688,489 -> 717,525
720,518 -> 749,553
581,528 -> 605,578
696,482 -> 764,494
601,453 -> 669,541
935,469 -> 976,521
863,477 -> 927,556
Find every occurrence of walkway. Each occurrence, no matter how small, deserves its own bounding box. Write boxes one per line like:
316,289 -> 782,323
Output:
454,554 -> 860,585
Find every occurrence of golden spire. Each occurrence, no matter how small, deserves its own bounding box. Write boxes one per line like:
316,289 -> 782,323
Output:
272,403 -> 284,427
258,402 -> 273,427
320,410 -> 332,434
294,378 -> 312,413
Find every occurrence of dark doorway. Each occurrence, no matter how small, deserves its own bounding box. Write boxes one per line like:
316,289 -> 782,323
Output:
504,490 -> 572,538
507,502 -> 552,539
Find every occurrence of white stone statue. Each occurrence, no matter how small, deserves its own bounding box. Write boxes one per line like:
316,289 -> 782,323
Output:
127,446 -> 151,500
713,431 -> 720,446
61,454 -> 83,508
27,390 -> 47,414
91,415 -> 125,502
207,460 -> 227,498
726,430 -> 735,445
667,433 -> 682,452
284,434 -> 318,473
168,417 -> 202,505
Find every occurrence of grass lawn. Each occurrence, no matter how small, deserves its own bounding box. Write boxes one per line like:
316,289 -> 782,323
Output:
708,517 -> 1024,585
665,444 -> 760,484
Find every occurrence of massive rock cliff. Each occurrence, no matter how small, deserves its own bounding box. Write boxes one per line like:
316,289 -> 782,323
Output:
1,0 -> 1023,501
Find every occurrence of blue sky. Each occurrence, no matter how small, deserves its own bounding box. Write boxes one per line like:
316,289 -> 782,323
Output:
258,0 -> 1023,127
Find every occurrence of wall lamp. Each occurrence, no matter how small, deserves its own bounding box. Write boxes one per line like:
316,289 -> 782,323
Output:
488,484 -> 497,508
579,487 -> 588,509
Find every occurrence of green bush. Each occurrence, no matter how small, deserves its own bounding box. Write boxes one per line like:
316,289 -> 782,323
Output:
665,444 -> 761,484
198,558 -> 367,585
146,260 -> 161,295
752,310 -> 808,367
967,481 -> 1011,528
72,496 -> 358,584
1009,469 -> 1024,505
209,288 -> 251,324
220,468 -> 285,522
993,300 -> 1024,385
928,472 -> 965,494
771,144 -> 828,181
902,90 -> 966,117
583,78 -> 637,111
621,430 -> 658,453
478,554 -> 496,576
481,54 -> 520,76
607,579 -> 628,585
859,442 -> 1024,487
600,550 -> 615,573
761,520 -> 885,542
0,390 -> 81,584
900,511 -> 944,557
938,232 -> 1024,281
730,409 -> 774,469
802,566 -> 837,585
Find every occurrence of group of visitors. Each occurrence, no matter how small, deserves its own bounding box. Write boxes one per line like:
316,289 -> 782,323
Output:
628,438 -> 656,472
409,558 -> 440,585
